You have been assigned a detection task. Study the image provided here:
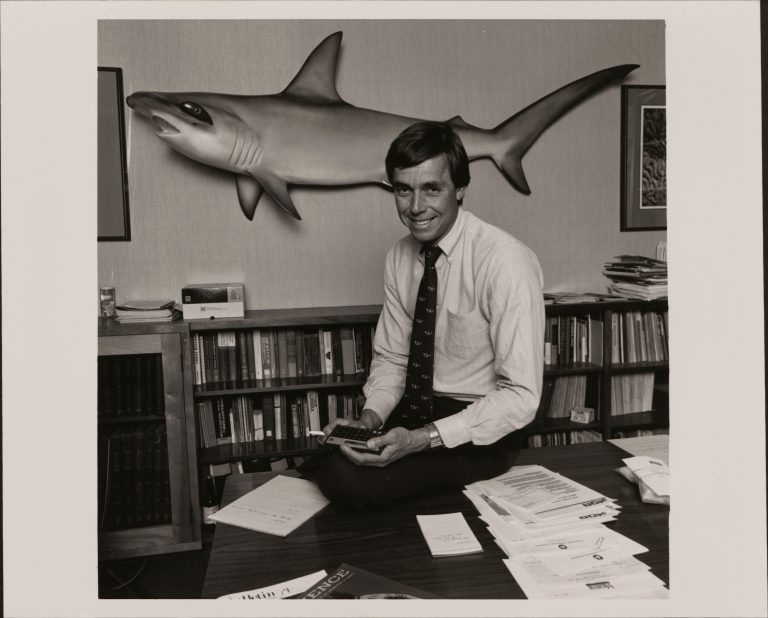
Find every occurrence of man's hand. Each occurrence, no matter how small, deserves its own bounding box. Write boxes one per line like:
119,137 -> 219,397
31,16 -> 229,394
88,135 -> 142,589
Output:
340,426 -> 430,467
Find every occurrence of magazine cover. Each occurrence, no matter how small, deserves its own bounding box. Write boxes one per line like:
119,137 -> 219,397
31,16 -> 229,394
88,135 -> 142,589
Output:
298,563 -> 440,599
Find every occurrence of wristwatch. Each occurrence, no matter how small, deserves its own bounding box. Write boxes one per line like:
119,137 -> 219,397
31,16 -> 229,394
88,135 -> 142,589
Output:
426,422 -> 444,449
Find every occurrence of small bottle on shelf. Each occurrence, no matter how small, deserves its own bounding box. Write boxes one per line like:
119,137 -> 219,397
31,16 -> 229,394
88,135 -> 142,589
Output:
202,472 -> 219,525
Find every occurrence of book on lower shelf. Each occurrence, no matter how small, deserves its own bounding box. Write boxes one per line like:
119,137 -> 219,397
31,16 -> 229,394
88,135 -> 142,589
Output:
298,563 -> 439,599
610,372 -> 655,415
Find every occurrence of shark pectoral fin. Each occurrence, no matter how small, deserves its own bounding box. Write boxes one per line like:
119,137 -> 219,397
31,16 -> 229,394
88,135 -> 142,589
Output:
254,173 -> 302,221
236,175 -> 264,220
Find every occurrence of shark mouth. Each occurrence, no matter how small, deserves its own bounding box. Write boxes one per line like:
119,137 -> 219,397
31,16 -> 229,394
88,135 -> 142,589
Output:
152,115 -> 180,134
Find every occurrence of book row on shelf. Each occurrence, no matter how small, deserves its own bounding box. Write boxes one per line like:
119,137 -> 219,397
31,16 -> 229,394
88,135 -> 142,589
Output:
98,354 -> 165,418
197,389 -> 365,448
610,310 -> 668,364
98,422 -> 172,532
543,315 -> 603,366
611,372 -> 656,416
191,325 -> 374,387
540,371 -> 664,420
539,375 -> 589,419
543,308 -> 669,368
526,429 -> 602,448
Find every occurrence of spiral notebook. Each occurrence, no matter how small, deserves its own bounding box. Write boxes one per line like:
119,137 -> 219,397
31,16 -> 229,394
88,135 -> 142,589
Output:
416,512 -> 483,557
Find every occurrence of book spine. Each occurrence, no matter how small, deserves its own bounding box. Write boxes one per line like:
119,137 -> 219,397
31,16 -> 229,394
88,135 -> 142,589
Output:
286,330 -> 298,378
353,327 -> 365,374
191,333 -> 202,386
307,390 -> 321,431
253,401 -> 264,441
331,328 -> 343,377
303,331 -> 319,378
262,395 -> 275,439
216,333 -> 228,382
273,393 -> 283,440
295,329 -> 305,379
322,329 -> 334,375
260,330 -> 272,380
211,334 -> 221,383
277,330 -> 289,378
290,400 -> 300,439
239,331 -> 251,381
228,332 -> 238,382
340,327 -> 356,376
251,330 -> 263,380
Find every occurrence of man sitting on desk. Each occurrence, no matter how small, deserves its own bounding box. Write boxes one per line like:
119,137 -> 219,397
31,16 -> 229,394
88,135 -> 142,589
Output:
312,121 -> 545,509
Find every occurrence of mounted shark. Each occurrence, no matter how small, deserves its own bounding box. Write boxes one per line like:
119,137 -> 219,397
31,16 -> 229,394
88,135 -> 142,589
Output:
126,31 -> 637,221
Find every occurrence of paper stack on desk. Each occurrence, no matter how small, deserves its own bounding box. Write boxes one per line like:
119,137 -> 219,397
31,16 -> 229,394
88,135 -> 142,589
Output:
464,465 -> 668,599
616,455 -> 670,505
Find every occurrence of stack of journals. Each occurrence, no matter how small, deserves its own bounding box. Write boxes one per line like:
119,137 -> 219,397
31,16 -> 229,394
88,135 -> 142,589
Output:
543,291 -> 623,305
464,465 -> 668,599
115,299 -> 181,323
602,255 -> 668,300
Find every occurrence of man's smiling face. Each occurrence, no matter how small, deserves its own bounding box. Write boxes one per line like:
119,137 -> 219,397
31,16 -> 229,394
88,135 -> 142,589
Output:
392,154 -> 466,245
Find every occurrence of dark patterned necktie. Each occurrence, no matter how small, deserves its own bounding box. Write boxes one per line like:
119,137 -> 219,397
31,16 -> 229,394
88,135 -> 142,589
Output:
400,246 -> 442,429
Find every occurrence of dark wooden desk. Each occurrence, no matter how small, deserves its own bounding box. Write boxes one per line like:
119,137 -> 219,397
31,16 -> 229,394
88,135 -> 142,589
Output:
202,441 -> 668,598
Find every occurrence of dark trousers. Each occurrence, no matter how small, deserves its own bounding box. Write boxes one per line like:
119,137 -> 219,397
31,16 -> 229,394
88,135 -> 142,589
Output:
300,396 -> 525,510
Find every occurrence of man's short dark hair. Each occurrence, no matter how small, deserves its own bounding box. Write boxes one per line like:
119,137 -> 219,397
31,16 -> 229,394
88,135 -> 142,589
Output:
385,122 -> 471,189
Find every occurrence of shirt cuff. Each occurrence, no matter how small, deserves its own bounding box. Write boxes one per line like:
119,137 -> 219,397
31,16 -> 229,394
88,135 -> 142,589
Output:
362,391 -> 399,425
432,414 -> 470,448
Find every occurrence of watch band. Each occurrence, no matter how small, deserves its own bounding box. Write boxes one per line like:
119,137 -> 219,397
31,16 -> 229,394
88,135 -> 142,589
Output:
426,422 -> 444,449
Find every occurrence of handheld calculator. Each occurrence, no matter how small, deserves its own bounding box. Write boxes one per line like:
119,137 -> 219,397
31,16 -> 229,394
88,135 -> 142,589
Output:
325,424 -> 384,454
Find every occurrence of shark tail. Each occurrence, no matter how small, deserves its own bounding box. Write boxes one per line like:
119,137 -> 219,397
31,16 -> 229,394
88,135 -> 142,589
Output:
491,64 -> 639,194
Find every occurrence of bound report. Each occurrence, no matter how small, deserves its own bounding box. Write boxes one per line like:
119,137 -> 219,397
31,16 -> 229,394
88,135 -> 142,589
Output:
416,512 -> 483,557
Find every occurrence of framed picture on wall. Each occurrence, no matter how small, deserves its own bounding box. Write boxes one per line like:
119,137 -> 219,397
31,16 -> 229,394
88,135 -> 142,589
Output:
98,66 -> 131,241
620,85 -> 666,231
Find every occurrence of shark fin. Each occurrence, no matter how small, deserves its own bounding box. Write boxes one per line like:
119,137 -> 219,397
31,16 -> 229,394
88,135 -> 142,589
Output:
492,64 -> 639,194
446,115 -> 479,130
236,175 -> 264,220
282,31 -> 346,104
253,172 -> 302,220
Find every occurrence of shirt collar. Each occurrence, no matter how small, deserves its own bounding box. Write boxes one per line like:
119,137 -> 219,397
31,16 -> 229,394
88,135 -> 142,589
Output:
434,207 -> 465,262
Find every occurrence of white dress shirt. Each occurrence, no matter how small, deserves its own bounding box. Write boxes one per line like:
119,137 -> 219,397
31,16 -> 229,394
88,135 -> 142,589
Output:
363,208 -> 545,448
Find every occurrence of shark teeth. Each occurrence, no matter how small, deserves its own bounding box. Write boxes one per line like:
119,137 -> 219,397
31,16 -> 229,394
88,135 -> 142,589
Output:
152,115 -> 180,134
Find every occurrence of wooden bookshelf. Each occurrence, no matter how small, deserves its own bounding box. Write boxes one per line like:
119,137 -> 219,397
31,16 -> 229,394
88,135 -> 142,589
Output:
97,320 -> 201,560
186,305 -> 381,510
525,298 -> 669,446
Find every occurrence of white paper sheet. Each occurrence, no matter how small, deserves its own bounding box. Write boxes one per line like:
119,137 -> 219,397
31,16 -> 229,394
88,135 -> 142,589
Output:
416,512 -> 483,557
210,475 -> 330,537
609,434 -> 669,461
499,526 -> 648,558
503,554 -> 663,599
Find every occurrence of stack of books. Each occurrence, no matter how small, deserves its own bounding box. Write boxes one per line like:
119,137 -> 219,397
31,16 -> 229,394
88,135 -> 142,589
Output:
602,256 -> 668,300
115,299 -> 181,323
464,465 -> 669,599
543,291 -> 623,305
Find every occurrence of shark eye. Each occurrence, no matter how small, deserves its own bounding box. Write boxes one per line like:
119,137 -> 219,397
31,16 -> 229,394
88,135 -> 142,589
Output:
179,101 -> 213,125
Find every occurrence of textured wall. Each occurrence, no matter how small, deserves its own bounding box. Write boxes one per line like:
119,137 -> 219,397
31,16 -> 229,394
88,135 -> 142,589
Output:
98,19 -> 666,309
